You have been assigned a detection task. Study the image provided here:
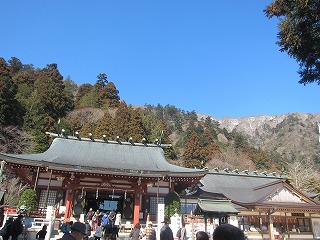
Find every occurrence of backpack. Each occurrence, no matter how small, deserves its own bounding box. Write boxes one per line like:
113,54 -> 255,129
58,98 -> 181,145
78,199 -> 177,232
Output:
176,228 -> 181,238
60,224 -> 67,233
105,219 -> 113,231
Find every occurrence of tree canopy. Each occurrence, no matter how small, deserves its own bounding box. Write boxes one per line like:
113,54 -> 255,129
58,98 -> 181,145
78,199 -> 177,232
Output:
264,0 -> 320,85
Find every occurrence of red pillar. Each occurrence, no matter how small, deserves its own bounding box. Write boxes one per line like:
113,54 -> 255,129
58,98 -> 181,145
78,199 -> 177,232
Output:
64,189 -> 74,220
133,193 -> 140,225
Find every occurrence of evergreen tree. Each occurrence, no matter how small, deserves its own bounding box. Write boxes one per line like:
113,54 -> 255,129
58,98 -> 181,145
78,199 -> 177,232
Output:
113,101 -> 131,141
75,83 -> 95,108
8,57 -> 23,75
94,111 -> 114,140
100,82 -> 120,108
183,131 -> 205,168
34,63 -> 72,120
0,58 -> 22,126
265,0 -> 320,84
128,108 -> 145,142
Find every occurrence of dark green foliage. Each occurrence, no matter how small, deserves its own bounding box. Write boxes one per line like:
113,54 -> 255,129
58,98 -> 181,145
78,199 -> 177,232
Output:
0,58 -> 23,126
183,131 -> 206,168
113,101 -> 131,141
100,82 -> 120,108
18,189 -> 37,212
164,191 -> 181,218
94,111 -> 114,139
34,63 -> 73,119
2,56 -> 315,193
264,0 -> 320,85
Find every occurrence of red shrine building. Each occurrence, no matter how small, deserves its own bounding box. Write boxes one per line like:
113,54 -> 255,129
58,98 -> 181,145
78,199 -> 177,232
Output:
1,132 -> 320,239
0,132 -> 207,224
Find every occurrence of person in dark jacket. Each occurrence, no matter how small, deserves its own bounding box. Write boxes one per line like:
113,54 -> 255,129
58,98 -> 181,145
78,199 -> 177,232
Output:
1,217 -> 13,240
196,231 -> 209,240
213,224 -> 245,240
160,220 -> 174,240
36,225 -> 47,240
58,222 -> 86,240
10,215 -> 24,240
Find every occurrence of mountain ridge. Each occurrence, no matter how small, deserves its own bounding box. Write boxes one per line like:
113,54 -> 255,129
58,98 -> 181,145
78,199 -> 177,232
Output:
197,112 -> 320,165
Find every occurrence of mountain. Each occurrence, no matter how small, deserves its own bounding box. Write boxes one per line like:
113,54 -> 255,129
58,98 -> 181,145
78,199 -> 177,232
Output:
198,112 -> 320,167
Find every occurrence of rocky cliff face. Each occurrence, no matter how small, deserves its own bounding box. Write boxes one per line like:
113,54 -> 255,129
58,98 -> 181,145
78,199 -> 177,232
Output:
198,112 -> 320,163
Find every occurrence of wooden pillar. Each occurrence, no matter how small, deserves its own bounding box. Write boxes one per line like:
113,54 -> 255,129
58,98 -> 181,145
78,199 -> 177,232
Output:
133,192 -> 140,225
268,209 -> 275,240
64,189 -> 74,220
285,212 -> 290,239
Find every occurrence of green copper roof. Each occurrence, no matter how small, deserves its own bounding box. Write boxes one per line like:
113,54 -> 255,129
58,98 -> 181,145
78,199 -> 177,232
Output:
0,136 -> 207,177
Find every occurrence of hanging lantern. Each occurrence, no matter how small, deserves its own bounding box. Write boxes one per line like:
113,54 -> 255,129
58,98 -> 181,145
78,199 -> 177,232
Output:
124,190 -> 127,200
80,187 -> 84,199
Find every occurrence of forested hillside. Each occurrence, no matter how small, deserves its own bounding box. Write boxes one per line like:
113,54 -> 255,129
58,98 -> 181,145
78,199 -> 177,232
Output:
1,57 -> 319,195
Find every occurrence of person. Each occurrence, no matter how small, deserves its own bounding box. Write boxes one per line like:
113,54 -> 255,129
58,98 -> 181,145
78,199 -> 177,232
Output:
160,219 -> 174,240
249,224 -> 257,231
61,221 -> 73,235
261,225 -> 268,231
9,215 -> 24,240
92,210 -> 100,231
36,225 -> 47,240
1,217 -> 13,240
141,221 -> 156,240
114,212 -> 121,238
86,208 -> 94,229
196,231 -> 209,240
129,223 -> 142,240
94,222 -> 103,240
101,212 -> 114,240
58,222 -> 87,240
83,220 -> 92,240
178,223 -> 187,240
213,224 -> 245,240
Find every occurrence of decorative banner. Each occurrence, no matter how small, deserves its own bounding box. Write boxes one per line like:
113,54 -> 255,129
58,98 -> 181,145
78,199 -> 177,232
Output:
157,203 -> 165,227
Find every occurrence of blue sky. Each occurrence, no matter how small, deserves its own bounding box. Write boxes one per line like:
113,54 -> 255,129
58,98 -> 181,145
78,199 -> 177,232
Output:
1,1 -> 319,118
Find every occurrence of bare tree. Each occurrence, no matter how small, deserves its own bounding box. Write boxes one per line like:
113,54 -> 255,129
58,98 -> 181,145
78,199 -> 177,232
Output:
207,146 -> 255,171
0,125 -> 32,153
287,158 -> 320,193
0,175 -> 28,207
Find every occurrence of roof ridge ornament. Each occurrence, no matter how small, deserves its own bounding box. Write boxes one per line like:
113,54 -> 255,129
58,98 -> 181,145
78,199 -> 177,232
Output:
45,132 -> 172,148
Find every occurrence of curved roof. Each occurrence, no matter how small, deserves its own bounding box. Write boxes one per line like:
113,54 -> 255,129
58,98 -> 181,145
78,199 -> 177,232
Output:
200,170 -> 288,203
0,136 -> 207,177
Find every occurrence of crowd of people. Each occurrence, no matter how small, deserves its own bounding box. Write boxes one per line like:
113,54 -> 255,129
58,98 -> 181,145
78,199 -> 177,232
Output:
0,210 -> 245,240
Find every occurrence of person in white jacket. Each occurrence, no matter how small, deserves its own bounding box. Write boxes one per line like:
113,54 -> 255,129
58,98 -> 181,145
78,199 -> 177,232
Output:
114,212 -> 122,237
94,222 -> 103,240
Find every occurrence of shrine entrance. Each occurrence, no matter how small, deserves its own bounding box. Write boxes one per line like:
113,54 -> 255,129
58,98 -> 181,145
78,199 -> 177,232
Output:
84,191 -> 124,213
83,191 -> 134,219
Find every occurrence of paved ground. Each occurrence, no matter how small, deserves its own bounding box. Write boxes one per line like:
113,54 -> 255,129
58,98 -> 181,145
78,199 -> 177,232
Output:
50,231 -> 131,240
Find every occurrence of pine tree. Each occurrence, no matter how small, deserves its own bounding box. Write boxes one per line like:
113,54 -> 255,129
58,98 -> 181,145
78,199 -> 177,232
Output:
183,131 -> 205,168
94,111 -> 114,140
100,82 -> 120,108
113,101 -> 131,141
128,109 -> 145,142
0,58 -> 22,126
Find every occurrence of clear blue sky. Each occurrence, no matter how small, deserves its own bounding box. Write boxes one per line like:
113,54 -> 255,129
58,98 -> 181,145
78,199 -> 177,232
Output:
1,1 -> 319,118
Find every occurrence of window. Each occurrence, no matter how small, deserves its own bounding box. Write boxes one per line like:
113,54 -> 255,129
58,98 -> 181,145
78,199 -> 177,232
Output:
38,190 -> 57,208
297,218 -> 311,232
149,197 -> 164,215
180,203 -> 197,215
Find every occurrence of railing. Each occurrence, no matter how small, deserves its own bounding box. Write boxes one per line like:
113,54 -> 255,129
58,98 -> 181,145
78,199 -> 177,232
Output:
2,207 -> 56,240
